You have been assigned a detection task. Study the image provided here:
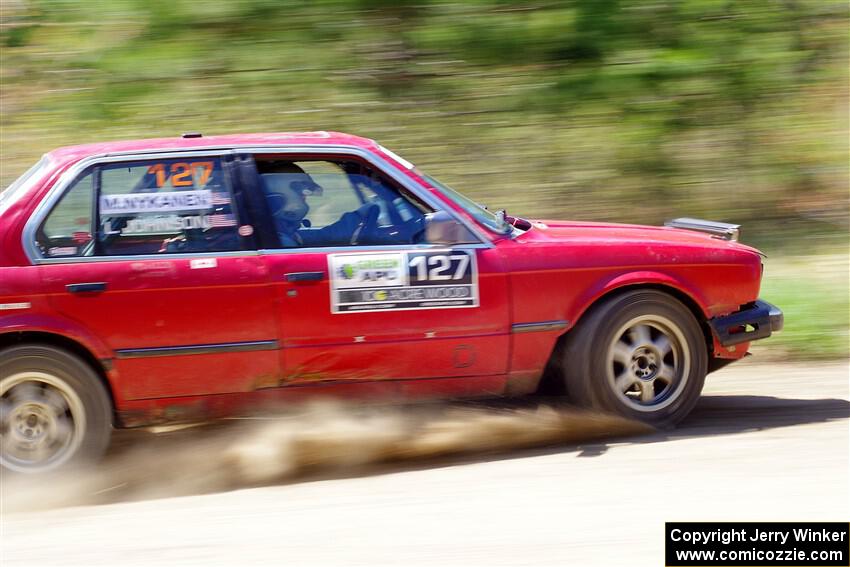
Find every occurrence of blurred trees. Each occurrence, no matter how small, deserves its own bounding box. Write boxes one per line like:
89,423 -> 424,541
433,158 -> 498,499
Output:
1,0 -> 847,248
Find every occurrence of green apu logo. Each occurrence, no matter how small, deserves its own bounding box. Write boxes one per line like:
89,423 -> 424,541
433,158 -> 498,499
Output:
338,257 -> 400,282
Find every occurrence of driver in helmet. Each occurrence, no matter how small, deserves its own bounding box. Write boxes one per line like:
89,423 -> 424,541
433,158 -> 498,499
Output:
261,162 -> 379,247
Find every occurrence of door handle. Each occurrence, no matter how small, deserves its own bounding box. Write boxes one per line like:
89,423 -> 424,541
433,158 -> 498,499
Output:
66,282 -> 108,293
284,271 -> 325,282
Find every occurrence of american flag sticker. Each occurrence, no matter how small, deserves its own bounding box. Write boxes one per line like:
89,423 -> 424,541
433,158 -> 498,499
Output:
208,214 -> 237,227
211,193 -> 231,205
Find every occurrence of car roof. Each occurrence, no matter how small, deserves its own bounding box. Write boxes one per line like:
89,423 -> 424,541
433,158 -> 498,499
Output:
45,131 -> 379,165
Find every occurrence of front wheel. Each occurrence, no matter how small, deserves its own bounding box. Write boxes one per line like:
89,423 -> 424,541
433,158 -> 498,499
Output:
0,345 -> 112,473
561,290 -> 708,427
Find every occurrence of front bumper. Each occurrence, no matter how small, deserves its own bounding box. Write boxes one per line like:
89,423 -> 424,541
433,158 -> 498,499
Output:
709,300 -> 784,347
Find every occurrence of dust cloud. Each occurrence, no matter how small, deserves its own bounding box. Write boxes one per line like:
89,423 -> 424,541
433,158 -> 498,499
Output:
2,400 -> 652,511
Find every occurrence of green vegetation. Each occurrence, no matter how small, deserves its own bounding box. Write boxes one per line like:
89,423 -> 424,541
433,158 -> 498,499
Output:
755,255 -> 849,360
1,0 -> 847,358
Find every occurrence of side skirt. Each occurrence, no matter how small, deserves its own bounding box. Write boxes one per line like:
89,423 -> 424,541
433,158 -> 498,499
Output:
115,374 -> 510,428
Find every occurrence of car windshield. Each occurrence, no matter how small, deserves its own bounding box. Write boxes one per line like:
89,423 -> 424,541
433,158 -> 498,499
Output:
378,144 -> 513,236
0,156 -> 51,212
418,173 -> 512,235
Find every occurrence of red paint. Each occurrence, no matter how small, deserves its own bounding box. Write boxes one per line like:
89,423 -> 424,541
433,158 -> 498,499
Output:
263,248 -> 510,384
1,132 -> 766,427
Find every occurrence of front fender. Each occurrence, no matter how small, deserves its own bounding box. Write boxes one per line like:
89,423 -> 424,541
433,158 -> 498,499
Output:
567,269 -> 711,330
567,270 -> 753,363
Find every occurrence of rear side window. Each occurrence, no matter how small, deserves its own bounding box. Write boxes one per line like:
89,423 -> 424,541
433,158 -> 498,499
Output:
36,157 -> 242,258
99,158 -> 239,255
36,172 -> 95,258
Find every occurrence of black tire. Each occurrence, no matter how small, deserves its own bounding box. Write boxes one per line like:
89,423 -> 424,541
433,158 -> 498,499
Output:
561,290 -> 708,427
0,345 -> 112,473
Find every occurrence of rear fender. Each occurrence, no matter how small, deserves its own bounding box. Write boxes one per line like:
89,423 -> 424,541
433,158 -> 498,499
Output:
0,313 -> 114,362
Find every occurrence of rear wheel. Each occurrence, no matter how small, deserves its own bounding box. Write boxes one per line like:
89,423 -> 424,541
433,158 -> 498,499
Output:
0,345 -> 112,473
562,290 -> 707,427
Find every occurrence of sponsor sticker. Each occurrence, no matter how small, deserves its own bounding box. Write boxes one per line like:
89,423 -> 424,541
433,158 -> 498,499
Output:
190,258 -> 217,270
47,246 -> 78,257
328,250 -> 478,313
0,302 -> 31,311
100,190 -> 212,215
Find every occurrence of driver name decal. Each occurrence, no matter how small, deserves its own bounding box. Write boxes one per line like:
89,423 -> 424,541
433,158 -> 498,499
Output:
329,250 -> 478,313
100,190 -> 212,215
121,215 -> 210,234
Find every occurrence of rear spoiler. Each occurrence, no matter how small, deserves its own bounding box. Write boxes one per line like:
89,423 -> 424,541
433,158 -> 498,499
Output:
664,218 -> 740,241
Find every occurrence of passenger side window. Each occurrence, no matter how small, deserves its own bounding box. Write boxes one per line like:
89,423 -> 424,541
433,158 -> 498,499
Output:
256,157 -> 437,248
37,157 -> 242,258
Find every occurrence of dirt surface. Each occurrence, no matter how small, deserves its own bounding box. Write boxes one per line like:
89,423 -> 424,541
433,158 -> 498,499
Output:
2,360 -> 848,567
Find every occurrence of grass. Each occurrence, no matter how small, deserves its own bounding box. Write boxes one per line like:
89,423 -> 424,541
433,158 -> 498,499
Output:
752,254 -> 849,360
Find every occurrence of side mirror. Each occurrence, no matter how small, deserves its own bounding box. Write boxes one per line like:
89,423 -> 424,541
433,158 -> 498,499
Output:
424,211 -> 479,245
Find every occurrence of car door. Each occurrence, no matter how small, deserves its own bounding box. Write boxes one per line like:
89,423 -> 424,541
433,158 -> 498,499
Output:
245,152 -> 511,389
32,153 -> 280,401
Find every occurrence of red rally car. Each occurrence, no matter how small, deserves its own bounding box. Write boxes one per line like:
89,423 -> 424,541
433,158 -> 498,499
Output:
0,131 -> 783,472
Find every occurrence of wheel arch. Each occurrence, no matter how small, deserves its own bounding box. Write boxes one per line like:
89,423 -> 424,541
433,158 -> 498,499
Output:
538,280 -> 713,395
0,331 -> 117,425
572,271 -> 713,344
590,282 -> 711,338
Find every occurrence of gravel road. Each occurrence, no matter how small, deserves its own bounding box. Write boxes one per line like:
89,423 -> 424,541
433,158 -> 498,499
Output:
2,359 -> 848,567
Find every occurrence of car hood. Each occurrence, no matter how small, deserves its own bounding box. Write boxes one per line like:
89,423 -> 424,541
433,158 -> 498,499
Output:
517,219 -> 762,254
